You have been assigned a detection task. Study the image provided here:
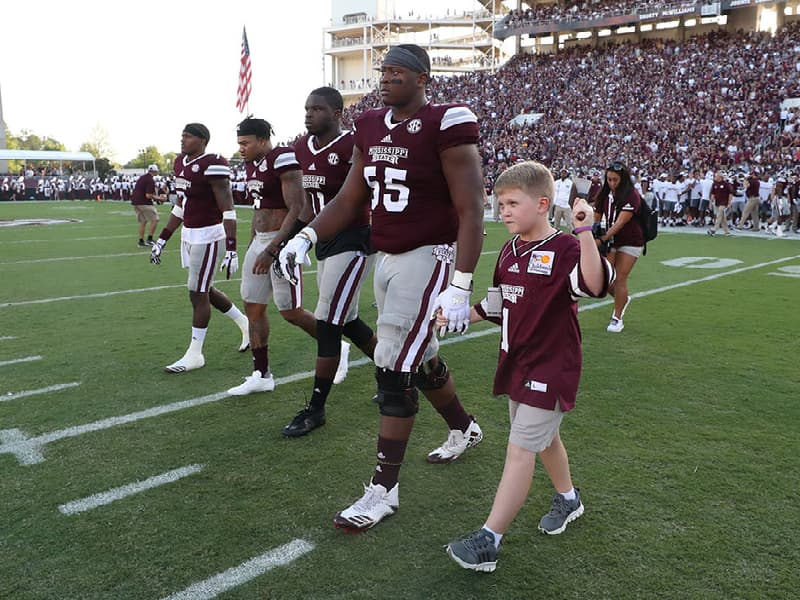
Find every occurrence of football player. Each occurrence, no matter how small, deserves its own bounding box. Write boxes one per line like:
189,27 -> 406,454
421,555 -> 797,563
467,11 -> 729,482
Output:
281,87 -> 378,436
279,44 -> 485,531
226,117 -> 346,396
149,123 -> 250,372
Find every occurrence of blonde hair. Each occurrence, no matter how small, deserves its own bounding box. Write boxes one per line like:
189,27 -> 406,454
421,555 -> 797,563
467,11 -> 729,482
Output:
494,161 -> 555,203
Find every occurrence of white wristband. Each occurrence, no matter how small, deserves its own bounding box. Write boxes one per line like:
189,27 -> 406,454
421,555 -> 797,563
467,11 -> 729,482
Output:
222,210 -> 236,221
451,270 -> 473,290
170,204 -> 184,219
299,226 -> 318,246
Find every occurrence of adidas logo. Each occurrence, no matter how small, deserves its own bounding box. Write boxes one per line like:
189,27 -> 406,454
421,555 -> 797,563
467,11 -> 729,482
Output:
381,134 -> 393,143
508,263 -> 520,273
377,452 -> 386,460
308,163 -> 316,171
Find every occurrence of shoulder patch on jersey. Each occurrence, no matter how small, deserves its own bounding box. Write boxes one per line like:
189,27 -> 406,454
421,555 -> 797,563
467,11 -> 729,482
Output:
440,106 -> 478,131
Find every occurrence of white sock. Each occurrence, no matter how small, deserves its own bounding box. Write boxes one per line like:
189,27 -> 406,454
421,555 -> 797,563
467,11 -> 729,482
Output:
189,327 -> 207,355
482,524 -> 503,549
224,305 -> 248,327
560,487 -> 576,501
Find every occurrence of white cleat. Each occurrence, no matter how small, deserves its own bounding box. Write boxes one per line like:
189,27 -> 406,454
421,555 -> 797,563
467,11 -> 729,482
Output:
238,336 -> 250,353
333,482 -> 398,532
427,419 -> 483,464
333,341 -> 351,385
607,317 -> 624,333
164,353 -> 205,373
227,370 -> 275,396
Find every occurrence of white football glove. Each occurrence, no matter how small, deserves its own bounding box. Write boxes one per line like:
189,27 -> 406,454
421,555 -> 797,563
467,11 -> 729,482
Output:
150,239 -> 166,265
431,284 -> 471,336
278,236 -> 312,285
220,250 -> 239,279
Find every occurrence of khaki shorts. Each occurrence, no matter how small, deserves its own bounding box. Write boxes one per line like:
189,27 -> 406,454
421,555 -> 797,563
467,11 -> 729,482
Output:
508,400 -> 564,453
373,244 -> 454,372
615,245 -> 643,258
241,232 -> 302,309
134,204 -> 158,224
315,251 -> 375,325
183,239 -> 223,293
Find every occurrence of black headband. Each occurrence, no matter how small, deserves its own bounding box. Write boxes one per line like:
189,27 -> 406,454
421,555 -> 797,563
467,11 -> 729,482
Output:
183,123 -> 210,142
383,47 -> 429,74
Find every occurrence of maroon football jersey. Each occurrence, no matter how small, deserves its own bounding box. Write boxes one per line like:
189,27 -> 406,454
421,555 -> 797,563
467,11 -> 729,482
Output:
131,172 -> 155,206
295,131 -> 370,259
596,188 -> 644,248
475,232 -> 613,412
245,146 -> 301,210
174,153 -> 231,229
354,102 -> 479,254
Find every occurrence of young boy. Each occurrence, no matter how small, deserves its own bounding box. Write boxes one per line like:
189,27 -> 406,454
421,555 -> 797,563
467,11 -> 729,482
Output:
443,161 -> 615,572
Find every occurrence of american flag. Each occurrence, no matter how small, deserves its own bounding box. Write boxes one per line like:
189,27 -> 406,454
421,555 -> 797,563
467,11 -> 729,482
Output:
236,27 -> 252,113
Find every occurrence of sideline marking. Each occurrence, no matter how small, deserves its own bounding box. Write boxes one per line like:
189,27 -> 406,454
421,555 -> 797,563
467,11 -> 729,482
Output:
1,254 -> 797,466
0,336 -> 17,341
1,251 -> 151,265
58,464 -> 204,515
161,539 -> 314,600
0,234 -> 132,245
0,355 -> 42,367
2,382 -> 81,403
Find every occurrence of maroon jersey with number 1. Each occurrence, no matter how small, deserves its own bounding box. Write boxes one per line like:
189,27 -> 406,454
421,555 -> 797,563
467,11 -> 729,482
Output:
475,232 -> 614,412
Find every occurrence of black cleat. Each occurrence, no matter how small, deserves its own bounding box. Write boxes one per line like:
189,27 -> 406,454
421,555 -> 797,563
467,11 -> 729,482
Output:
138,240 -> 147,248
282,406 -> 326,437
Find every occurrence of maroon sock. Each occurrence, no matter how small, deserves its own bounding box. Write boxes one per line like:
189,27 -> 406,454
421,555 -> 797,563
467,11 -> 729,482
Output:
371,436 -> 408,490
434,394 -> 472,432
251,346 -> 268,376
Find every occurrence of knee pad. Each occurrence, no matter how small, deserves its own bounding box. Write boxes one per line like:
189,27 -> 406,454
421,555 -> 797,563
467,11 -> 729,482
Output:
414,356 -> 450,391
342,317 -> 374,348
374,368 -> 419,418
316,320 -> 343,358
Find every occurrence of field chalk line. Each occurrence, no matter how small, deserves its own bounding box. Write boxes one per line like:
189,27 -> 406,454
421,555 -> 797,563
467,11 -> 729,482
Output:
0,355 -> 42,367
0,254 -> 798,466
2,382 -> 81,403
160,539 -> 314,600
58,464 -> 204,516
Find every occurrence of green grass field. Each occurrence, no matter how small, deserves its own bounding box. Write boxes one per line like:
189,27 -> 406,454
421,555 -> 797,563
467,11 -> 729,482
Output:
1,201 -> 799,599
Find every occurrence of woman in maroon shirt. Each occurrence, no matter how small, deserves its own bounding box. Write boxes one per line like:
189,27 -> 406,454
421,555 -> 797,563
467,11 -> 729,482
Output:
593,161 -> 644,333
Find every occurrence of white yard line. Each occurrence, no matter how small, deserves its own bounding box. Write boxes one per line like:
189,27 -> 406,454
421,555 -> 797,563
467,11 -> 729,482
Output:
0,234 -> 132,245
1,254 -> 798,467
0,336 -> 17,341
1,251 -> 152,265
58,464 -> 204,515
161,539 -> 314,600
1,382 -> 81,403
0,355 -> 42,367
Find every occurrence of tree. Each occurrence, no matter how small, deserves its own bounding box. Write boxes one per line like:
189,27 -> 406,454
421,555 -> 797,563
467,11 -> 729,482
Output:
125,146 -> 173,173
4,128 -> 67,173
80,123 -> 115,162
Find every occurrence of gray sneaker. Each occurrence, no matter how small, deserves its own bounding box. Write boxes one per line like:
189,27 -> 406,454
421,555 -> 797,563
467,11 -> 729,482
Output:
445,528 -> 498,573
538,489 -> 584,535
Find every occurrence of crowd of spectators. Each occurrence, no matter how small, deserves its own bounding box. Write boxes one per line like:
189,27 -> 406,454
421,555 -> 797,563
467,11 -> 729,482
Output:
344,23 -> 800,190
500,0 -> 696,30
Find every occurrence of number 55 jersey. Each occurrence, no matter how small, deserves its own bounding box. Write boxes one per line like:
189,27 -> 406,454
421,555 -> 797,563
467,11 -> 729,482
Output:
353,102 -> 479,254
